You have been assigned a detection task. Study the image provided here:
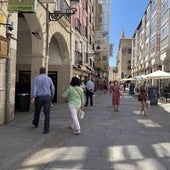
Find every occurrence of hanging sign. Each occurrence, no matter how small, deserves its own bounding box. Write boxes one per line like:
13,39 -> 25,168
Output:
95,43 -> 109,52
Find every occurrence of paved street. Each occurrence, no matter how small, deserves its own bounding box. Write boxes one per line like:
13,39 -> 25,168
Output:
1,91 -> 170,170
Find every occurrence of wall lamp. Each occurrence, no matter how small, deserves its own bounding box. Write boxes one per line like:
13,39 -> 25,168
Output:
49,0 -> 79,22
0,22 -> 13,31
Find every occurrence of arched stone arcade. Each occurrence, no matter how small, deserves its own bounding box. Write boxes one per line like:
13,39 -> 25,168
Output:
15,12 -> 72,112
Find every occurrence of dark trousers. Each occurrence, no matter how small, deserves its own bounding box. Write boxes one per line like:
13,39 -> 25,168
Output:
34,96 -> 51,132
85,90 -> 93,106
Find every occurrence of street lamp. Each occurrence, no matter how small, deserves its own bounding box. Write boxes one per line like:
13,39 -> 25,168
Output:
49,0 -> 79,22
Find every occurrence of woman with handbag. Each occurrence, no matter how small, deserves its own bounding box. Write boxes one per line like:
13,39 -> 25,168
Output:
139,82 -> 148,117
62,77 -> 84,135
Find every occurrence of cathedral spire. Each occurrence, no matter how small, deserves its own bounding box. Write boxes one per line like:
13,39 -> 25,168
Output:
121,28 -> 125,38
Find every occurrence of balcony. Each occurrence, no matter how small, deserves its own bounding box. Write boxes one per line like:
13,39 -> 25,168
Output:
52,0 -> 71,22
75,50 -> 83,66
75,18 -> 81,34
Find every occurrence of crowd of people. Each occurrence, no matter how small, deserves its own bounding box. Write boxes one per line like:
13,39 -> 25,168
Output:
30,67 -> 149,136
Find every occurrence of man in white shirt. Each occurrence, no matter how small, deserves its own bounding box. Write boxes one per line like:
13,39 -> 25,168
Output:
85,77 -> 94,106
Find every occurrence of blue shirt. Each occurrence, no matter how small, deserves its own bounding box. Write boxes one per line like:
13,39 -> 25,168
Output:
86,80 -> 94,91
31,74 -> 55,98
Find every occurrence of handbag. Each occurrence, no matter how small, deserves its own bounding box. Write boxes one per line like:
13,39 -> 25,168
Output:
146,100 -> 150,108
73,87 -> 85,119
77,108 -> 85,119
138,94 -> 142,101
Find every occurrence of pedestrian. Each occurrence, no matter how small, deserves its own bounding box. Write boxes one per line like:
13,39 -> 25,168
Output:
108,81 -> 114,95
103,78 -> 108,94
139,81 -> 148,117
123,82 -> 126,92
111,80 -> 121,111
62,76 -> 84,135
31,67 -> 55,134
84,77 -> 95,106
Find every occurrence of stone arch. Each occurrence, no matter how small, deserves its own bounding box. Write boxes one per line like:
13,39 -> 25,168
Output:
23,13 -> 44,56
48,32 -> 70,65
15,13 -> 44,112
48,25 -> 72,103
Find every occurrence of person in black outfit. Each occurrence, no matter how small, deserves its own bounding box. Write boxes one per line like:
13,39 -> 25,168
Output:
84,78 -> 94,106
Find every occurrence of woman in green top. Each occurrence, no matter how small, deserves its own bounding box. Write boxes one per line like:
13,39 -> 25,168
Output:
62,77 -> 84,135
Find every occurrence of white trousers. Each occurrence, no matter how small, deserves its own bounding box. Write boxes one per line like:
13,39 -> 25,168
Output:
68,103 -> 81,130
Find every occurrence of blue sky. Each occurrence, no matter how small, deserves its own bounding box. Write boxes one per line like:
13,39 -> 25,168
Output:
109,0 -> 149,67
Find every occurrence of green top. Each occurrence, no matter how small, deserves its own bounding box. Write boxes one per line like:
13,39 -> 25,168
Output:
62,85 -> 85,105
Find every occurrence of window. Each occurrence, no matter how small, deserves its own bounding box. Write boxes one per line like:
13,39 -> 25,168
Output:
127,66 -> 131,70
161,23 -> 168,41
151,16 -> 156,35
151,36 -> 156,53
151,0 -> 157,15
128,48 -> 132,54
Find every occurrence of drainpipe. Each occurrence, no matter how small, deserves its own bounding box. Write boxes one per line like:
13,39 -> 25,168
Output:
5,41 -> 10,124
45,3 -> 49,72
5,14 -> 12,124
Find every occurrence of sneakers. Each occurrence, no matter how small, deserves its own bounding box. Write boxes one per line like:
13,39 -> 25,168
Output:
73,130 -> 81,135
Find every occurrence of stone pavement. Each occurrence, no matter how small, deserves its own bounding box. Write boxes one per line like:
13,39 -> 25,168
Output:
0,91 -> 170,170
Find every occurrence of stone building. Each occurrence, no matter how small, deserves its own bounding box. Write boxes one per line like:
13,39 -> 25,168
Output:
131,0 -> 170,88
0,0 -> 100,125
71,0 -> 95,82
116,31 -> 132,81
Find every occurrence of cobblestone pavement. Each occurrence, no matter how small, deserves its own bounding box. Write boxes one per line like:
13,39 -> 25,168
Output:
0,91 -> 170,170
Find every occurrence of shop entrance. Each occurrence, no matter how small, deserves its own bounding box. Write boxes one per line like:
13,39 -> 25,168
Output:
48,71 -> 58,103
15,71 -> 31,111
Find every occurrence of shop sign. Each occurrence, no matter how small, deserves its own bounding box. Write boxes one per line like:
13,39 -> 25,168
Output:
8,0 -> 37,12
0,37 -> 8,58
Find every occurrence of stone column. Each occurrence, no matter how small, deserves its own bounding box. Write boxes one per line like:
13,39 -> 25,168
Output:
31,54 -> 46,83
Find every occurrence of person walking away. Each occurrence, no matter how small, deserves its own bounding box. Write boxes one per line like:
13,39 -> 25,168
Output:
103,78 -> 108,94
108,81 -> 114,95
31,67 -> 55,134
139,82 -> 148,117
123,82 -> 126,92
84,77 -> 95,106
111,80 -> 121,111
62,77 -> 84,135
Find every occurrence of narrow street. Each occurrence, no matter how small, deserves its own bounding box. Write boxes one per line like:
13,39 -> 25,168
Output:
1,91 -> 170,170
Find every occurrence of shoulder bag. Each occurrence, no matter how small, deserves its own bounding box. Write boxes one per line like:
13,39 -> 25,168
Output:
73,87 -> 85,119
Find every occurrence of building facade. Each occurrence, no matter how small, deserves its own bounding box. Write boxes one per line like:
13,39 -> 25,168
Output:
116,31 -> 132,81
131,0 -> 170,87
132,0 -> 170,75
0,0 -> 109,125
